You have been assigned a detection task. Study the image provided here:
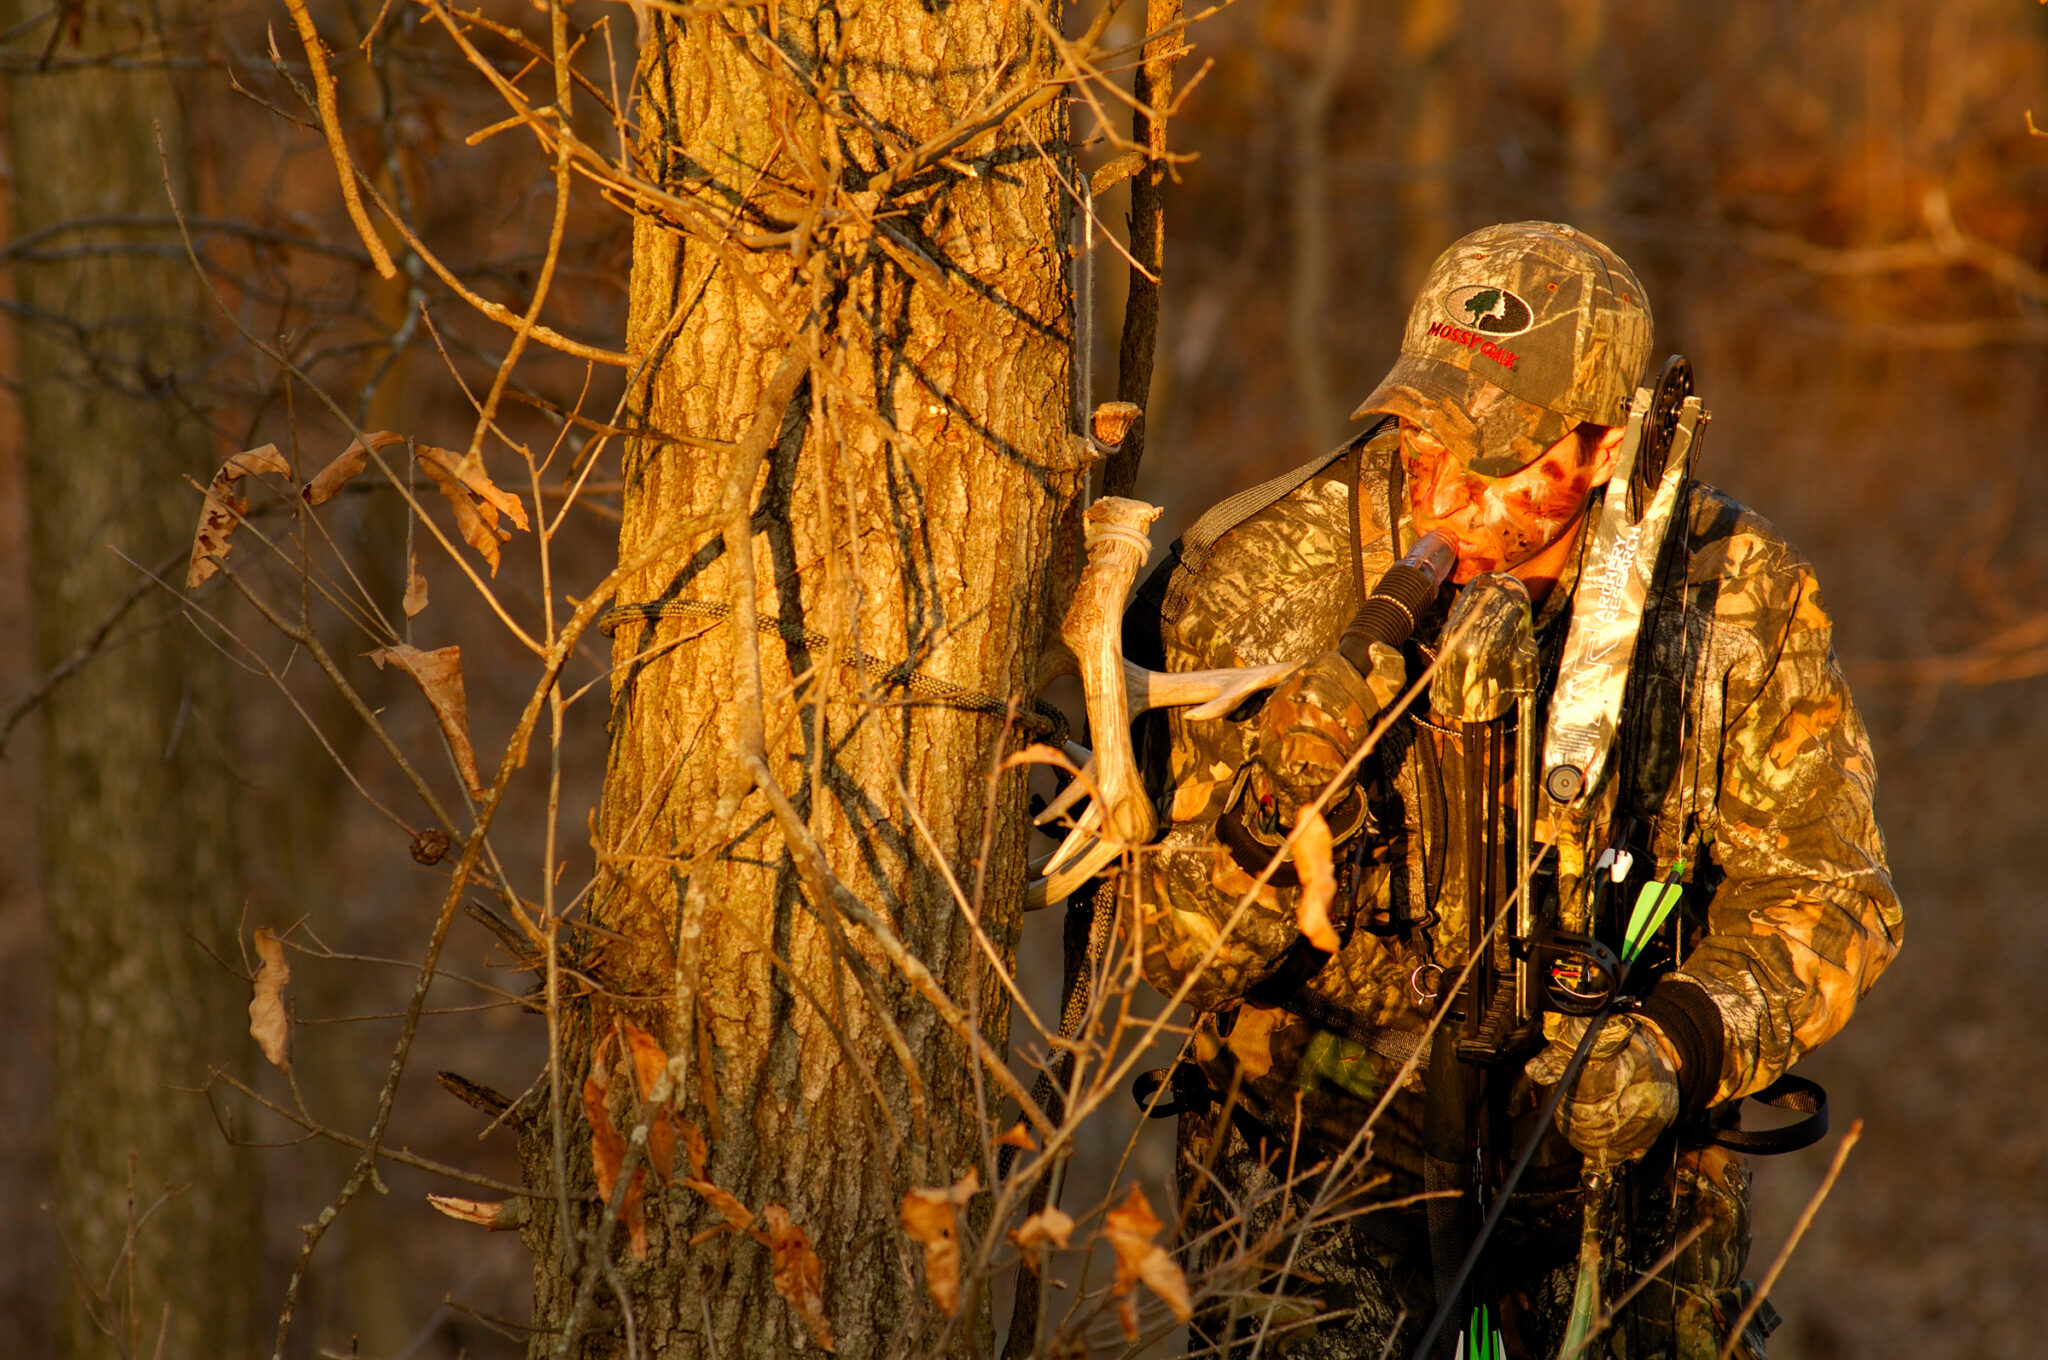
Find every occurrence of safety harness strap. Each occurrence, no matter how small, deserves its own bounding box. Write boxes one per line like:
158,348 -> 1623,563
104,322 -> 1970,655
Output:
1159,419 -> 1397,625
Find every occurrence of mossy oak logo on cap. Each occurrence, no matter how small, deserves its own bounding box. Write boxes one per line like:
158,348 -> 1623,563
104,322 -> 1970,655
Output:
1443,285 -> 1534,336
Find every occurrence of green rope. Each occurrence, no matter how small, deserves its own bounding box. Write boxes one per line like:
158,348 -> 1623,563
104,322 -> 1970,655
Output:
598,599 -> 1070,747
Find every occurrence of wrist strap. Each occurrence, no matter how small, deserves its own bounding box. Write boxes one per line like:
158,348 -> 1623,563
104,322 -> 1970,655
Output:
1639,974 -> 1725,1120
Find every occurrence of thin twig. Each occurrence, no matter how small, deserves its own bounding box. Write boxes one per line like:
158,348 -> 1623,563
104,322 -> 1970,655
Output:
1714,1118 -> 1864,1360
277,0 -> 397,279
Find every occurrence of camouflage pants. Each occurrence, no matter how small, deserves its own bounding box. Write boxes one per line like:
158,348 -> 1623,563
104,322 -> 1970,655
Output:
1175,1100 -> 1779,1360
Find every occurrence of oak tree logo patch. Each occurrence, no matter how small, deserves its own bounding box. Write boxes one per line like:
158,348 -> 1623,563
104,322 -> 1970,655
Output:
1443,285 -> 1534,336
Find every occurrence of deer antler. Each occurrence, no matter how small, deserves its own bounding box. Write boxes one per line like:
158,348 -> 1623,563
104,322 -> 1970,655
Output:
1026,506 -> 1458,909
1027,496 -> 1302,909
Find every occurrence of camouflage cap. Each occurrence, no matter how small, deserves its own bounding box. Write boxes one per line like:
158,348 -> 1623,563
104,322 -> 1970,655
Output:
1350,222 -> 1654,476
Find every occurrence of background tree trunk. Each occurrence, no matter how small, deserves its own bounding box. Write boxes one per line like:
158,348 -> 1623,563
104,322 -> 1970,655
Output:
524,7 -> 1073,1356
1395,0 -> 1460,292
1280,0 -> 1362,449
7,2 -> 261,1354
1562,0 -> 1610,224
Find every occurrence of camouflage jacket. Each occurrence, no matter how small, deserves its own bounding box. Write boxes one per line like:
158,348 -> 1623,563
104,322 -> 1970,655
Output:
1132,423 -> 1902,1173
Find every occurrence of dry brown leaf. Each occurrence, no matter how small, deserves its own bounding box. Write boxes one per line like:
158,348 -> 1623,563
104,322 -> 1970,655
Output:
402,549 -> 429,618
622,1020 -> 668,1100
1103,1183 -> 1192,1335
582,1064 -> 649,1260
303,430 -> 405,506
1008,1205 -> 1074,1251
620,1020 -> 677,1181
247,927 -> 292,1072
1293,804 -> 1341,953
994,1122 -> 1036,1150
426,1195 -> 521,1231
679,1119 -> 709,1182
644,1117 -> 677,1184
620,1170 -> 650,1258
187,445 -> 290,588
900,1169 -> 978,1316
684,1177 -> 755,1234
764,1205 -> 834,1351
367,644 -> 483,797
582,1067 -> 624,1199
415,445 -> 529,576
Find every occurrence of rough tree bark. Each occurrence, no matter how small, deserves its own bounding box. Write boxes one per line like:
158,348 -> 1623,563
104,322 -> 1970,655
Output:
6,2 -> 260,1355
523,7 -> 1074,1357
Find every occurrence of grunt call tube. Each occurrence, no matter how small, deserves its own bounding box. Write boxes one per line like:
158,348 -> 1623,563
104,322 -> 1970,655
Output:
1337,528 -> 1457,672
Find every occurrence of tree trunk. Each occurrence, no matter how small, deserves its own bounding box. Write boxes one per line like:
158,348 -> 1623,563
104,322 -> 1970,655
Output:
1281,0 -> 1362,449
1563,0 -> 1611,223
1395,0 -> 1460,292
524,7 -> 1073,1357
8,4 -> 260,1355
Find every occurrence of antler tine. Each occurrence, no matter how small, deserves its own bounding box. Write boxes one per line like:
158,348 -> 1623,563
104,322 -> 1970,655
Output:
1035,754 -> 1098,826
1039,798 -> 1105,875
1061,498 -> 1163,847
1024,838 -> 1123,912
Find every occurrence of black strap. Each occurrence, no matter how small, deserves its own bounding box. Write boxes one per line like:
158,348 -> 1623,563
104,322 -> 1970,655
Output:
1132,1064 -> 1211,1118
1638,974 -> 1726,1122
1708,1072 -> 1829,1155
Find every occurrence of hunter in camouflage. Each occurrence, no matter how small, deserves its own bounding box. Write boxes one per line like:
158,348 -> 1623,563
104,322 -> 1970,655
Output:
1129,224 -> 1901,1358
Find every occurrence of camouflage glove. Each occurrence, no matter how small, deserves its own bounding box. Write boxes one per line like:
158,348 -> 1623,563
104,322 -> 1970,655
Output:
1236,642 -> 1405,836
1525,1013 -> 1682,1165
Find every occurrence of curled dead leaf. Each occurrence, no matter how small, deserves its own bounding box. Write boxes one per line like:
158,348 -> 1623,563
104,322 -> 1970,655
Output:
187,445 -> 290,588
303,434 -> 528,578
303,430 -> 405,506
684,1177 -> 755,1235
1293,804 -> 1341,953
402,548 -> 429,617
619,1173 -> 650,1259
764,1205 -> 834,1351
621,1020 -> 668,1102
415,445 -> 529,576
620,1019 -> 676,1182
900,1169 -> 978,1316
679,1119 -> 709,1182
1103,1183 -> 1192,1336
582,1066 -> 623,1196
248,927 -> 292,1072
994,1122 -> 1036,1150
583,1062 -> 649,1260
426,1195 -> 524,1231
1008,1205 -> 1074,1251
367,644 -> 483,798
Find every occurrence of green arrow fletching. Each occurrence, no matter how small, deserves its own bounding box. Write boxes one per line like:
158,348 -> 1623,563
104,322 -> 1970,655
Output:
1457,1305 -> 1507,1360
1622,867 -> 1686,964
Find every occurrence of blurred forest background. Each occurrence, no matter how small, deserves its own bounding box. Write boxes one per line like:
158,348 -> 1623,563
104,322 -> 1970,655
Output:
4,0 -> 2047,1355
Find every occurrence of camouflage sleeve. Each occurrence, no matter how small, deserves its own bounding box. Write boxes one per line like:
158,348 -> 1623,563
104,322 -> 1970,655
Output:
1674,548 -> 1903,1104
1136,649 -> 1400,1012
